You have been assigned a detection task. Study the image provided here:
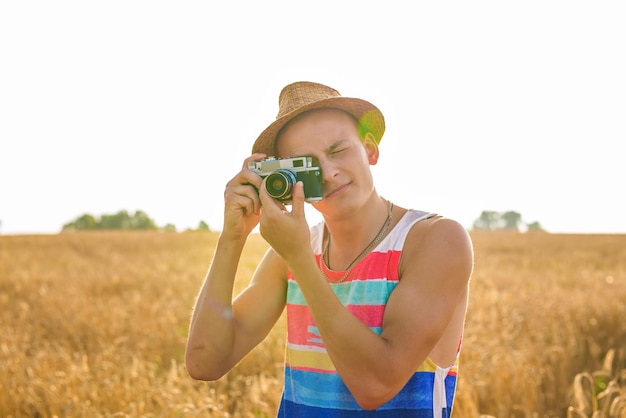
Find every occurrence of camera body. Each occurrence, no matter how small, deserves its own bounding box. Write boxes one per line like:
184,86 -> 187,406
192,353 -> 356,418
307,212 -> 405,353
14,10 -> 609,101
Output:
248,156 -> 323,203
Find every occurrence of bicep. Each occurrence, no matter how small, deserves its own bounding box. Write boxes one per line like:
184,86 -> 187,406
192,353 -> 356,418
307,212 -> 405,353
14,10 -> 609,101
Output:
380,219 -> 473,370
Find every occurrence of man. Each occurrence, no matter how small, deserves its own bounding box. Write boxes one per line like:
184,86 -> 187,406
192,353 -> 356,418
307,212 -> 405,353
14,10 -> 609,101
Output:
186,81 -> 473,417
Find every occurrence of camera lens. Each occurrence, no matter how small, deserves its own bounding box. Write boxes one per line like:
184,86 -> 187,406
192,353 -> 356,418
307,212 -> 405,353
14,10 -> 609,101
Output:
265,169 -> 297,201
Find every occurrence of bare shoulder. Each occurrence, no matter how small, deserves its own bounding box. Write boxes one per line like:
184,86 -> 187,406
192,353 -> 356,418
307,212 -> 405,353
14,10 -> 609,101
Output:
423,216 -> 473,250
400,215 -> 474,284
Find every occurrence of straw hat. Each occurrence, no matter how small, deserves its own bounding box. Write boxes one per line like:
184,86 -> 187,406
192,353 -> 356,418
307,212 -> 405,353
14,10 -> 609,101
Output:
251,81 -> 385,156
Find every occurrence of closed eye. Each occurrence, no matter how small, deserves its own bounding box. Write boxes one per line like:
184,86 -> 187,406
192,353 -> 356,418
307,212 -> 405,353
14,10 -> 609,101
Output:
327,141 -> 350,156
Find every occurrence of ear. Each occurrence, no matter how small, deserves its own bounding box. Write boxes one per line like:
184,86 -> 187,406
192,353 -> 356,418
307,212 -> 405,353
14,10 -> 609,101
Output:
362,132 -> 380,165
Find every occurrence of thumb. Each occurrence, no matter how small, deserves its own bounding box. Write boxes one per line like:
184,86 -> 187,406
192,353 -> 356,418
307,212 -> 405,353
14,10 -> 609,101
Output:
291,181 -> 306,218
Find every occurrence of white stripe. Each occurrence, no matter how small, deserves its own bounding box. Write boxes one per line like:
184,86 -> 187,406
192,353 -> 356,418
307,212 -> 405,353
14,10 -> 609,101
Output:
433,365 -> 449,418
309,210 -> 435,253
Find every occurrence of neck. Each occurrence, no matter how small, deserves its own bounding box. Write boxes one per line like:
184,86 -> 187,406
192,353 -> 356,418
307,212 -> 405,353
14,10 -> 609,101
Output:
322,195 -> 393,271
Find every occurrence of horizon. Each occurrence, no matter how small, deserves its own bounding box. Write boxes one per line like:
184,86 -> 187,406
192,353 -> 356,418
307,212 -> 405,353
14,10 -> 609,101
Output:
1,206 -> 624,236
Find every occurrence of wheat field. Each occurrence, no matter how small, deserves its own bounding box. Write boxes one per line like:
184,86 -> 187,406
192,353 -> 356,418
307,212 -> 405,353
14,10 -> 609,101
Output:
1,231 -> 625,417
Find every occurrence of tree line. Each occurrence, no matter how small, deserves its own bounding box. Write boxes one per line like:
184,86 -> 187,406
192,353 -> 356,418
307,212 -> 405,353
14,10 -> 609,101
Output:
472,210 -> 543,232
61,210 -> 211,232
0,210 -> 541,234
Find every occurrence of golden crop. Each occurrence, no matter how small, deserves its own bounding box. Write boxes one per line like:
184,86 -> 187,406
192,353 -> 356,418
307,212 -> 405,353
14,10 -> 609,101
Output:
1,231 -> 625,417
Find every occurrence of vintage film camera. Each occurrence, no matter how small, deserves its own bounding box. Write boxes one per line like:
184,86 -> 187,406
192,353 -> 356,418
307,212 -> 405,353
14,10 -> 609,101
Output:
248,156 -> 323,203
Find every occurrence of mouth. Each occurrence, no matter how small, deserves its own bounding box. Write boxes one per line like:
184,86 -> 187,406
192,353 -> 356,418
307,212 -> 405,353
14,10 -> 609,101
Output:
324,183 -> 350,199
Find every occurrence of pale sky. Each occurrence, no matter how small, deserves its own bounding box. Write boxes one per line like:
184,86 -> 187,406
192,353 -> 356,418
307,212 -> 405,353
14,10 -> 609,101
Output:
1,1 -> 625,235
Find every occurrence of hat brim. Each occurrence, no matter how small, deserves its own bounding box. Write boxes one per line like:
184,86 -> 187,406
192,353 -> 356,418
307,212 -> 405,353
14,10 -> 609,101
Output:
251,96 -> 385,156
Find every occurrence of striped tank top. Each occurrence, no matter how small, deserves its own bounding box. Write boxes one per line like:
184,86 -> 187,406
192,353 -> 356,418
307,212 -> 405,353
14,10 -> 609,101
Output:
277,209 -> 460,418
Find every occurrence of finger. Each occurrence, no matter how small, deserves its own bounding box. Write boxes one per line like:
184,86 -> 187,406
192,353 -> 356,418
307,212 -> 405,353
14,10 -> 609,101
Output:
237,170 -> 263,192
258,178 -> 286,215
242,153 -> 267,170
290,181 -> 305,218
225,175 -> 262,209
225,186 -> 260,216
258,178 -> 275,209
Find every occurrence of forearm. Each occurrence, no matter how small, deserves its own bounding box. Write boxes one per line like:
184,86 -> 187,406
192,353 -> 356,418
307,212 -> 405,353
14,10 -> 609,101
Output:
185,233 -> 247,380
288,257 -> 406,408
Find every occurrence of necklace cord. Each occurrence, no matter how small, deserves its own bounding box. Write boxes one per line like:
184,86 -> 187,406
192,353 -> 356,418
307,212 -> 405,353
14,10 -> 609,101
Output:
319,199 -> 394,283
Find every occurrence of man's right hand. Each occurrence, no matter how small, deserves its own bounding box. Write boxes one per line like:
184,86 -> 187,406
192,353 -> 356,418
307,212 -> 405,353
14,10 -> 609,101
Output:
221,153 -> 267,240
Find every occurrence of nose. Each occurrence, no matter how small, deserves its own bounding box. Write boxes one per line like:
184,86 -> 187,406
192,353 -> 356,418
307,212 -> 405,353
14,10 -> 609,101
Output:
319,157 -> 339,183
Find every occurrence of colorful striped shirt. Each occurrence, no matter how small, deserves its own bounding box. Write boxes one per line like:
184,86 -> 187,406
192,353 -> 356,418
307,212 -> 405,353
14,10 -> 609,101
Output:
277,209 -> 460,418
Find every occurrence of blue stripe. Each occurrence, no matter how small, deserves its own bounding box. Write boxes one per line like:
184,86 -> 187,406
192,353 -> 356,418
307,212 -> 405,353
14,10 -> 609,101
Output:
287,279 -> 398,306
283,366 -> 357,410
282,366 -> 456,411
278,398 -> 452,418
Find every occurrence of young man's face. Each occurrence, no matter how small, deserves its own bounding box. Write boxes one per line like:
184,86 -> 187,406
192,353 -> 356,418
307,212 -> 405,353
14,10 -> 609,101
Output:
276,108 -> 379,215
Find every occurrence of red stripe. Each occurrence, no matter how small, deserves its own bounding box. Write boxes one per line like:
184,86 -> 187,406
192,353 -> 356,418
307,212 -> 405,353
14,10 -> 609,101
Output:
346,304 -> 386,328
286,304 -> 321,346
289,250 -> 402,283
347,250 -> 402,283
286,303 -> 387,343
